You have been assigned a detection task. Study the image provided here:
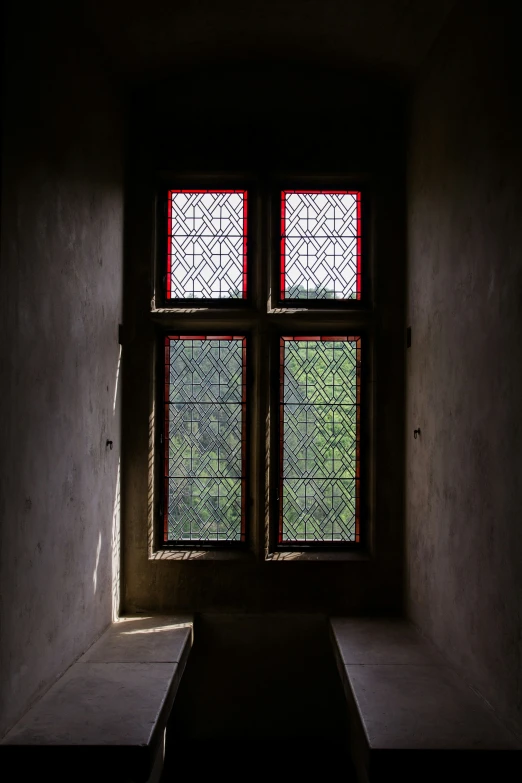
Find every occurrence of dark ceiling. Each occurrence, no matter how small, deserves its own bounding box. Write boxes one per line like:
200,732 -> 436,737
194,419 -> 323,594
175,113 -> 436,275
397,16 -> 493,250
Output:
81,0 -> 457,84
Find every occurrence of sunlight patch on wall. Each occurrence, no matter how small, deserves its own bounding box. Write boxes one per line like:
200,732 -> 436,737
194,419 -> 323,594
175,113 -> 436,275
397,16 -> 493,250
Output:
113,344 -> 122,415
92,531 -> 102,593
111,458 -> 121,620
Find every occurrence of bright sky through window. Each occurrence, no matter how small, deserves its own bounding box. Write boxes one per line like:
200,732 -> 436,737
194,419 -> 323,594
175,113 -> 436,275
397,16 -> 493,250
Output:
281,191 -> 361,300
166,190 -> 247,300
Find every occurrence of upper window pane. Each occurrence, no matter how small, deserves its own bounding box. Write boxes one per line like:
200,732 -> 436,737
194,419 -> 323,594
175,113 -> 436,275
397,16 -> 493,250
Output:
280,191 -> 361,301
166,190 -> 247,300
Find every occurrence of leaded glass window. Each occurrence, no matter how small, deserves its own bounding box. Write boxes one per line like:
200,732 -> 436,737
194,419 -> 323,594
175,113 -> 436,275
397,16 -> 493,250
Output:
157,182 -> 367,553
164,336 -> 247,543
166,190 -> 247,300
279,337 -> 361,544
280,191 -> 361,300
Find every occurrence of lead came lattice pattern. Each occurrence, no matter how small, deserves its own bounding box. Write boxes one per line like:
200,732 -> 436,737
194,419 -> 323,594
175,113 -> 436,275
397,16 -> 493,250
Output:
281,191 -> 361,300
167,190 -> 247,300
279,337 -> 360,543
164,337 -> 246,542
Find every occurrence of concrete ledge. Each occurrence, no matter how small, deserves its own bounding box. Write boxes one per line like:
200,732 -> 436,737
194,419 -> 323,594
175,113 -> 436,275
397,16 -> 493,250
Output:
1,615 -> 193,783
330,618 -> 519,782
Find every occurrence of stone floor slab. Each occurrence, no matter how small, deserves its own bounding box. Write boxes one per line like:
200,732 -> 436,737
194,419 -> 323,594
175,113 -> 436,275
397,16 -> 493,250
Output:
331,617 -> 444,666
80,615 -> 192,664
346,663 -> 517,751
1,615 -> 193,782
2,662 -> 178,747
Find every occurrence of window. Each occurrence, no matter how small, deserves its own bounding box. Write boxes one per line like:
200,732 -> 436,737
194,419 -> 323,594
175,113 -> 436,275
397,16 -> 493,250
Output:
278,336 -> 361,545
156,183 -> 368,553
166,190 -> 248,301
163,335 -> 247,545
280,190 -> 361,301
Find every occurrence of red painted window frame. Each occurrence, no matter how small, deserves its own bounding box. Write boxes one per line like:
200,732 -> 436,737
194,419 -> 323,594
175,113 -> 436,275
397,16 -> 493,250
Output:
166,190 -> 248,302
279,190 -> 362,302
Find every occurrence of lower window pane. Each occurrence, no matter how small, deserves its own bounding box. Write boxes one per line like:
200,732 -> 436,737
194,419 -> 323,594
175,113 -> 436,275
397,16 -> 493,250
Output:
164,336 -> 246,543
279,337 -> 361,544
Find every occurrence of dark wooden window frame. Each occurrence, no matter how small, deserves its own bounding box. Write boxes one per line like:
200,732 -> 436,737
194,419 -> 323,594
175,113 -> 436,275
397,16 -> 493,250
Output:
152,175 -> 374,557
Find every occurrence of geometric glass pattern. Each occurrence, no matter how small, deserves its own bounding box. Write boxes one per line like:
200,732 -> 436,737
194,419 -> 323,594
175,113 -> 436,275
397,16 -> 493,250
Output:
279,337 -> 361,543
166,190 -> 247,300
280,191 -> 361,300
164,336 -> 246,543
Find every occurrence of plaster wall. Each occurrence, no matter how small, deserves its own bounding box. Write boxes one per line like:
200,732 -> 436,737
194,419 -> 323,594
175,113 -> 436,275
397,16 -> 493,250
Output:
406,0 -> 522,738
0,2 -> 124,736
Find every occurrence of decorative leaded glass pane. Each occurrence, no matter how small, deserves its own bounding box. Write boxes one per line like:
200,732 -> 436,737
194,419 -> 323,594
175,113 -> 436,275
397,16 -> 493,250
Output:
167,190 -> 247,300
164,336 -> 246,542
280,191 -> 361,300
279,337 -> 360,543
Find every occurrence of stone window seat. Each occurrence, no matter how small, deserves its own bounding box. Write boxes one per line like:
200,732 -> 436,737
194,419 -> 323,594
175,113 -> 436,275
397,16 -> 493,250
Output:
1,615 -> 193,783
330,617 -> 520,782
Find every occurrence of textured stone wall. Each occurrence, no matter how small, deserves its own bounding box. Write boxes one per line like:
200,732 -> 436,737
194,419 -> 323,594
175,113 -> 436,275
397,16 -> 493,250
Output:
0,1 -> 124,736
406,0 -> 522,739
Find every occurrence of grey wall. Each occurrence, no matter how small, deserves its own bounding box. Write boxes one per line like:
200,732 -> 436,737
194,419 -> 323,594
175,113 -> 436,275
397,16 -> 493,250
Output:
0,2 -> 124,736
406,0 -> 522,738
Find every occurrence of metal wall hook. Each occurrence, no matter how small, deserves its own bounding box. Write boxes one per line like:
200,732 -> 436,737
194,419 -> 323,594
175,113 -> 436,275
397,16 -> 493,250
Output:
106,440 -> 113,450
413,428 -> 421,439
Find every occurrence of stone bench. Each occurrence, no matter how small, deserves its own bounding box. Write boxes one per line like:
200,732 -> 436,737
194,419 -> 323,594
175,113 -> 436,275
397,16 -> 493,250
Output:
330,617 -> 519,782
1,615 -> 193,783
